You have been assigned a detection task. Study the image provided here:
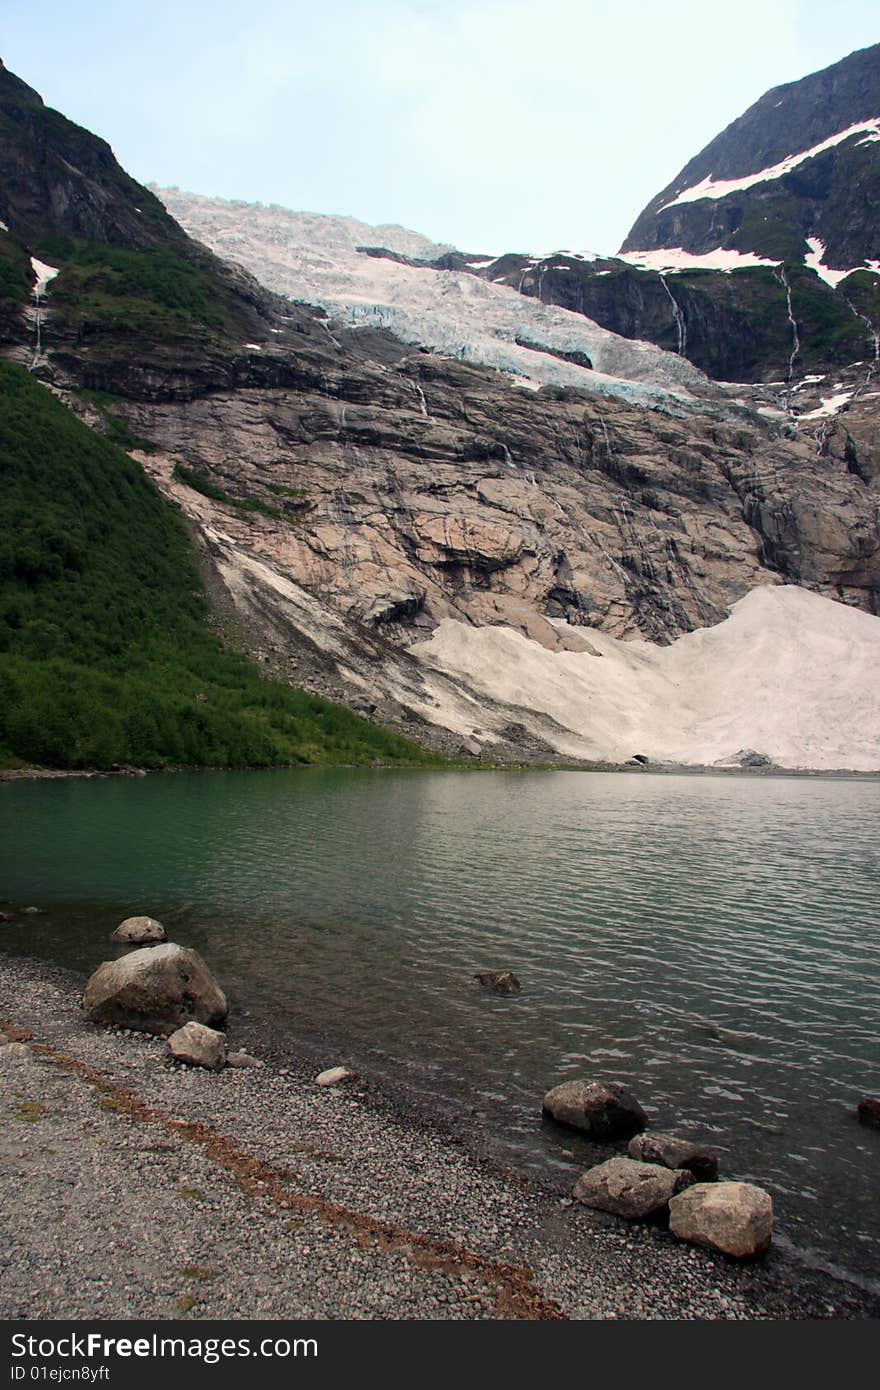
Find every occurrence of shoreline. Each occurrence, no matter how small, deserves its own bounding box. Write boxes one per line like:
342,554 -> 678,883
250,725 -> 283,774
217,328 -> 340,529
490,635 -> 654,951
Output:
1,950 -> 877,1321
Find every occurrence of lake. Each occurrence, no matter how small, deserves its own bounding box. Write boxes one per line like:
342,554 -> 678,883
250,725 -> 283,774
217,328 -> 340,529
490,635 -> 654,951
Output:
1,768 -> 878,1288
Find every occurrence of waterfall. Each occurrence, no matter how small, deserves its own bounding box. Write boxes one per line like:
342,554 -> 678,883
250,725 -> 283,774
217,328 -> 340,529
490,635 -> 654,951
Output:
775,267 -> 801,406
27,258 -> 59,371
659,274 -> 687,356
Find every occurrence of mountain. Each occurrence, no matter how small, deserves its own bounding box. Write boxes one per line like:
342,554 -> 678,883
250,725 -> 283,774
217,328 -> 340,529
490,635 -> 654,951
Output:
1,59 -> 879,770
462,45 -> 880,385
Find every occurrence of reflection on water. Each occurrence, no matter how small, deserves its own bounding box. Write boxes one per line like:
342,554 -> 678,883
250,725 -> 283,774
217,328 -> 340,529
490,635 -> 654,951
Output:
1,769 -> 879,1285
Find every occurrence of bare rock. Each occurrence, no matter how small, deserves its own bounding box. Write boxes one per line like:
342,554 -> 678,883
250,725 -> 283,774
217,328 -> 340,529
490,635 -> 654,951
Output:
857,1096 -> 880,1128
112,915 -> 167,944
82,943 -> 228,1035
167,1021 -> 226,1071
573,1156 -> 693,1219
315,1066 -> 356,1087
669,1181 -> 773,1258
474,970 -> 521,995
628,1132 -> 719,1181
0,1041 -> 34,1063
19,906 -> 41,915
542,1079 -> 647,1139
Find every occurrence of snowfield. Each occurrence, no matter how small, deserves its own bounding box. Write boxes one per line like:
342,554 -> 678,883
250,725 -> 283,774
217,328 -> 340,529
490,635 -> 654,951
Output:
411,586 -> 880,771
157,188 -> 710,406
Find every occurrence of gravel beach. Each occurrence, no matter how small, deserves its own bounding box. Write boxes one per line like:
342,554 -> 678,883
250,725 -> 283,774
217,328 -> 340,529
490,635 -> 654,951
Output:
0,953 -> 876,1322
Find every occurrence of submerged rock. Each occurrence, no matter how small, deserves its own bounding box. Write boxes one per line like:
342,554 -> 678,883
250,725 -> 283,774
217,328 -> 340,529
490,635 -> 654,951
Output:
628,1132 -> 719,1181
227,1050 -> 265,1070
168,1021 -> 226,1071
474,970 -> 521,995
82,943 -> 228,1036
669,1181 -> 773,1258
542,1080 -> 647,1139
857,1097 -> 880,1128
573,1156 -> 693,1220
112,915 -> 167,945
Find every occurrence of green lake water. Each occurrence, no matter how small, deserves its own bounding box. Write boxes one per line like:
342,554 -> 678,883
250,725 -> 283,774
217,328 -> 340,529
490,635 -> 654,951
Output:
1,768 -> 878,1287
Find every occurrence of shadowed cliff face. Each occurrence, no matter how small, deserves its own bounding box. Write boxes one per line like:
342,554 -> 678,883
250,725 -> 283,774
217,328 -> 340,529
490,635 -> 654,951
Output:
2,61 -> 879,758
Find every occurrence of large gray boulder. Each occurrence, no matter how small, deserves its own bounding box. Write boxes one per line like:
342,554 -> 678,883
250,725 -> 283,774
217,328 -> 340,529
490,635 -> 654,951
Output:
573,1157 -> 693,1220
628,1132 -> 719,1181
168,1022 -> 226,1071
542,1080 -> 647,1139
112,915 -> 167,944
668,1181 -> 773,1258
82,943 -> 227,1035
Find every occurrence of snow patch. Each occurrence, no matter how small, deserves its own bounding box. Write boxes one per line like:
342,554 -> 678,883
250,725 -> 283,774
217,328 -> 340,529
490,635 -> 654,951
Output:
797,391 -> 853,420
411,586 -> 880,771
662,117 -> 880,208
804,236 -> 880,288
619,246 -> 780,273
30,257 -> 60,294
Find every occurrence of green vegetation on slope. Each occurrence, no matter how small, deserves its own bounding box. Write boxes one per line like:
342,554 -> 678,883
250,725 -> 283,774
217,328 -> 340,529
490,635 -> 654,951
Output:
0,362 -> 439,770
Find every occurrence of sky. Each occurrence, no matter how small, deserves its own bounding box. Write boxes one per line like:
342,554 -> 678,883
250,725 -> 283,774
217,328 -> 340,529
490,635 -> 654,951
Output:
2,0 -> 878,255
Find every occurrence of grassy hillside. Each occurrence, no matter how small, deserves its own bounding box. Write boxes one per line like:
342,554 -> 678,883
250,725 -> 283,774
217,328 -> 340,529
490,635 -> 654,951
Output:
0,362 -> 439,770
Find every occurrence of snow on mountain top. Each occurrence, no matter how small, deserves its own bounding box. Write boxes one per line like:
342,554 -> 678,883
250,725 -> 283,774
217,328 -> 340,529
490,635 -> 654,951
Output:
661,116 -> 880,209
158,188 -> 709,405
618,247 -> 780,274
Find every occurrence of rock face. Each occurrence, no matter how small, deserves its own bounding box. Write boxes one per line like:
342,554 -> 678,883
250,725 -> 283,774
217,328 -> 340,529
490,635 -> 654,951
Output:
167,1021 -> 226,1071
112,915 -> 167,944
628,1133 -> 719,1181
474,970 -> 521,995
573,1156 -> 694,1220
542,1080 -> 647,1139
857,1097 -> 880,1128
82,943 -> 228,1035
668,1181 -> 773,1258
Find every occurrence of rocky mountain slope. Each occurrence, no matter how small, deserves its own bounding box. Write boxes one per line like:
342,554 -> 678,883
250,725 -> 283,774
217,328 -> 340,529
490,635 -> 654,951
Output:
1,59 -> 879,768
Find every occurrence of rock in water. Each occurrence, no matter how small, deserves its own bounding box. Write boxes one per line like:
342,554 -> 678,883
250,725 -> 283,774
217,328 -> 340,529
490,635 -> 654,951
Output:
82,943 -> 228,1035
474,970 -> 521,995
167,1022 -> 226,1071
315,1066 -> 356,1087
668,1181 -> 773,1258
857,1097 -> 880,1128
112,915 -> 167,944
573,1157 -> 693,1220
628,1132 -> 719,1181
542,1079 -> 647,1139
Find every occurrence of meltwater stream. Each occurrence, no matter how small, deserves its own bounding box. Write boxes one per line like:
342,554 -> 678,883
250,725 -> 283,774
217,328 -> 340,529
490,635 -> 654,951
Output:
1,770 -> 878,1286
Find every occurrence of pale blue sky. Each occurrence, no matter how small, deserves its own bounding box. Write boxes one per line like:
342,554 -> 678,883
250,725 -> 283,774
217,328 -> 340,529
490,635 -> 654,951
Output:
3,1 -> 878,254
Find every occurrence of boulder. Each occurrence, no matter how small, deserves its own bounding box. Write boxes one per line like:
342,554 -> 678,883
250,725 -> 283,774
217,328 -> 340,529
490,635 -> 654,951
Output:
474,970 -> 521,995
857,1097 -> 880,1128
0,1041 -> 33,1063
573,1156 -> 693,1219
82,943 -> 228,1035
0,911 -> 11,922
315,1066 -> 356,1087
668,1181 -> 773,1259
112,915 -> 167,944
542,1079 -> 647,1139
168,1021 -> 226,1071
628,1132 -> 719,1181
19,906 -> 41,915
